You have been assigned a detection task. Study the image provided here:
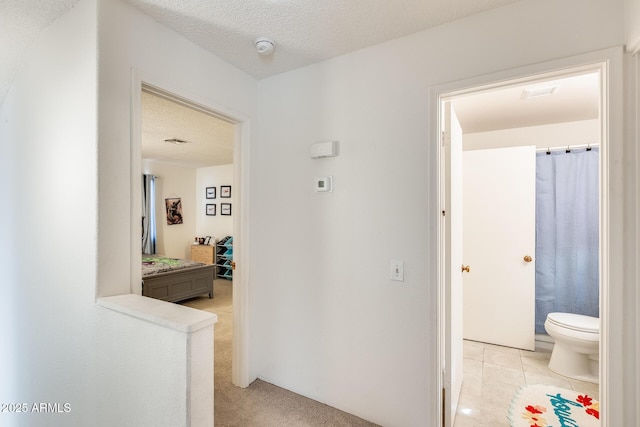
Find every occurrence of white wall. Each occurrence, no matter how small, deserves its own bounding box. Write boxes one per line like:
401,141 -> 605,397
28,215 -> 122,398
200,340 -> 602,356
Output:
252,1 -> 626,425
143,160 -> 197,259
96,295 -> 216,427
625,0 -> 640,52
0,1 -> 98,425
622,51 -> 640,425
463,120 -> 600,151
95,0 -> 256,424
140,161 -> 235,257
196,164 -> 235,241
97,0 -> 257,298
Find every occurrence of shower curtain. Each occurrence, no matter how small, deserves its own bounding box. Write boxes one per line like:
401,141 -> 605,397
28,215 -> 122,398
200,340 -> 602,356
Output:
142,174 -> 156,255
535,148 -> 599,333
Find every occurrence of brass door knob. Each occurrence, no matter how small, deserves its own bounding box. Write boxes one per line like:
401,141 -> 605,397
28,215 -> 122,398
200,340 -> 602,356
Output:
461,265 -> 470,273
523,255 -> 532,263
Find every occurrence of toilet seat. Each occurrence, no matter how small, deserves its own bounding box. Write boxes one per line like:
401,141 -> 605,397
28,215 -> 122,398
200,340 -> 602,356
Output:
546,312 -> 599,334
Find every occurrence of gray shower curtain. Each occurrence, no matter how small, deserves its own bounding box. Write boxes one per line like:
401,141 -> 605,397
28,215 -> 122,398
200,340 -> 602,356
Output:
535,148 -> 599,333
142,174 -> 156,255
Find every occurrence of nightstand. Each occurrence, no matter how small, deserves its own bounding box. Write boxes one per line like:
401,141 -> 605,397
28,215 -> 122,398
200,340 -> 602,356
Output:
191,244 -> 214,264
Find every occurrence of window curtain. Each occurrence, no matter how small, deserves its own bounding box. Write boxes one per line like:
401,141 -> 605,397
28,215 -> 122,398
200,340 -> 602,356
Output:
142,174 -> 156,255
535,148 -> 599,333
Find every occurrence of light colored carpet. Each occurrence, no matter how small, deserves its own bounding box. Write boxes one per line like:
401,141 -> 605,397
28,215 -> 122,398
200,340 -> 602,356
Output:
182,280 -> 379,427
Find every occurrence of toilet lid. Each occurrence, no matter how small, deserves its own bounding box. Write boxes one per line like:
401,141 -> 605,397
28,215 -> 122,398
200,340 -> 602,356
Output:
547,312 -> 599,333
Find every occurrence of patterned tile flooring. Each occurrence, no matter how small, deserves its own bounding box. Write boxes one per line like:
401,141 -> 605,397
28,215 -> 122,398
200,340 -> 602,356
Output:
453,340 -> 600,427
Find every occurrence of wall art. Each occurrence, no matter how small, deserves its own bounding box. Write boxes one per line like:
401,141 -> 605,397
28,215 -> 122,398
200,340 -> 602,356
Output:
165,198 -> 183,225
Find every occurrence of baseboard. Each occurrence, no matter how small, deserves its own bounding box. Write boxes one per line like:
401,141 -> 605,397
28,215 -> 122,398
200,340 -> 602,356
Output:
535,333 -> 555,351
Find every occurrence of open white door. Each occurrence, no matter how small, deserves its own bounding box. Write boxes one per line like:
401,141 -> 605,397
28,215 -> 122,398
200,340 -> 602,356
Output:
463,146 -> 536,351
442,101 -> 464,427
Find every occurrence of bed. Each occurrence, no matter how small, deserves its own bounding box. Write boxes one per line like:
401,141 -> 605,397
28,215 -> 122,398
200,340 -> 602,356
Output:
142,255 -> 214,303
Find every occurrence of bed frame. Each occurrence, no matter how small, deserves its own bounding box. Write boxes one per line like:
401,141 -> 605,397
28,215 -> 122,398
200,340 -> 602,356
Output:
142,264 -> 214,303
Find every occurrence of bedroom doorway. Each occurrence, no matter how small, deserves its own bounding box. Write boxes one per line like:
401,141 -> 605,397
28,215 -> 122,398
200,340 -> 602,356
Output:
140,87 -> 235,261
132,78 -> 251,390
435,52 -> 617,427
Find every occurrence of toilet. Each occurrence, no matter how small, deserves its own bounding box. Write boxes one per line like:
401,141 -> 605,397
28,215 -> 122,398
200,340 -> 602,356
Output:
544,312 -> 600,383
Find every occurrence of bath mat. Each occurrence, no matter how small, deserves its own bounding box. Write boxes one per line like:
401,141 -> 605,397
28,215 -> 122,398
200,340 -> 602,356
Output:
508,384 -> 599,427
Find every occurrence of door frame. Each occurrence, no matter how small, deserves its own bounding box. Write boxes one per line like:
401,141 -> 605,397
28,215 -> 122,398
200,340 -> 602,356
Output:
130,69 -> 252,388
432,47 -> 623,426
441,101 -> 465,427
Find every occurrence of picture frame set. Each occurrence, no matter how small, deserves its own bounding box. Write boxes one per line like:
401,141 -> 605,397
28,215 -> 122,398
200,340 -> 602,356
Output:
205,186 -> 232,216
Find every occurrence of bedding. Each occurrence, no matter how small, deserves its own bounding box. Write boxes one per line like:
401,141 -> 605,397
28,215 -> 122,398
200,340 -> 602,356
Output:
142,255 -> 205,276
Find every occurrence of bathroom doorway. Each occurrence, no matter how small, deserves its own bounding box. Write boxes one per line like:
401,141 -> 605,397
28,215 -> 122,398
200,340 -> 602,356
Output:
455,70 -> 601,351
436,54 -> 614,426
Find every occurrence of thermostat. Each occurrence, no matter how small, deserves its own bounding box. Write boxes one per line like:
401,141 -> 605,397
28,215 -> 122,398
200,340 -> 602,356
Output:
314,176 -> 333,192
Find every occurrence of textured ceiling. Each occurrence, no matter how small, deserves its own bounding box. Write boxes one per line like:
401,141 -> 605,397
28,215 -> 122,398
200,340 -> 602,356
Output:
0,0 -> 80,103
141,90 -> 235,168
124,0 -> 522,79
1,0 -> 522,104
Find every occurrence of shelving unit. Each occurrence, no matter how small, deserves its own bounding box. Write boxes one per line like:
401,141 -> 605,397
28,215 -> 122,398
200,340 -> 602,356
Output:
215,236 -> 233,280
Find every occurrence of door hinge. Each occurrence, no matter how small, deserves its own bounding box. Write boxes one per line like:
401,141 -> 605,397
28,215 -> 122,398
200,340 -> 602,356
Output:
441,130 -> 450,147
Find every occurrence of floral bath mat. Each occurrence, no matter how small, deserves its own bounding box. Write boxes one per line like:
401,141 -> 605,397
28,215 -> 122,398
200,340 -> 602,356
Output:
508,384 -> 599,427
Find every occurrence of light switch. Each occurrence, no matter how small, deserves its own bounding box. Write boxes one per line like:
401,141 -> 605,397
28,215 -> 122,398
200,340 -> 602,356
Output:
391,260 -> 404,282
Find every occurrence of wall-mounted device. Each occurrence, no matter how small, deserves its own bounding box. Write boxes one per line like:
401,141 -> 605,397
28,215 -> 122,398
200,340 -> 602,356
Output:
310,140 -> 338,159
314,176 -> 333,192
390,260 -> 404,282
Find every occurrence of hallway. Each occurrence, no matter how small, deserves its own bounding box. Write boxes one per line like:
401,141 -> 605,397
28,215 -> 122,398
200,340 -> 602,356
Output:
182,281 -> 378,426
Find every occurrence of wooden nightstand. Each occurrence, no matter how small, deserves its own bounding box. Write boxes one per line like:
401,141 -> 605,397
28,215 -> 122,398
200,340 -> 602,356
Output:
191,244 -> 214,264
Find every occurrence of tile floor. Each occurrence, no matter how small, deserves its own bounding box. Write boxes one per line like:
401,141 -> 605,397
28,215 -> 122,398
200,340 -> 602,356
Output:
453,340 -> 600,427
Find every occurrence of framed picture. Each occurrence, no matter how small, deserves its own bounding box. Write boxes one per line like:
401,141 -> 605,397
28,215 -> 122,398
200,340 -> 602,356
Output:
206,187 -> 216,199
220,185 -> 231,198
221,203 -> 232,216
204,236 -> 212,245
206,204 -> 216,216
165,198 -> 183,225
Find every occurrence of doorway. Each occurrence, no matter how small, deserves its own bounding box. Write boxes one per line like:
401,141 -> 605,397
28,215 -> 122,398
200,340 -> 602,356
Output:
130,76 -> 251,389
436,59 -> 610,427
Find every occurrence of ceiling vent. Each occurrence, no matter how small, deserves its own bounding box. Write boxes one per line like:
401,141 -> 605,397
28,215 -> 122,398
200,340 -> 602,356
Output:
521,86 -> 558,100
164,138 -> 190,145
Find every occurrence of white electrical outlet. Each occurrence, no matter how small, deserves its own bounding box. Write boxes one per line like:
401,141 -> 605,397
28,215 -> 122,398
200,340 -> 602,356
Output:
391,260 -> 404,282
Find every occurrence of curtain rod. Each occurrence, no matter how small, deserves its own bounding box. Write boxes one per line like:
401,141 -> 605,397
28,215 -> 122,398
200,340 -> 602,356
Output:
536,143 -> 599,153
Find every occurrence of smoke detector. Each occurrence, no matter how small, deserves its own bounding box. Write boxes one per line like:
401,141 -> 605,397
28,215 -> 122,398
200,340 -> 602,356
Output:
254,37 -> 275,55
